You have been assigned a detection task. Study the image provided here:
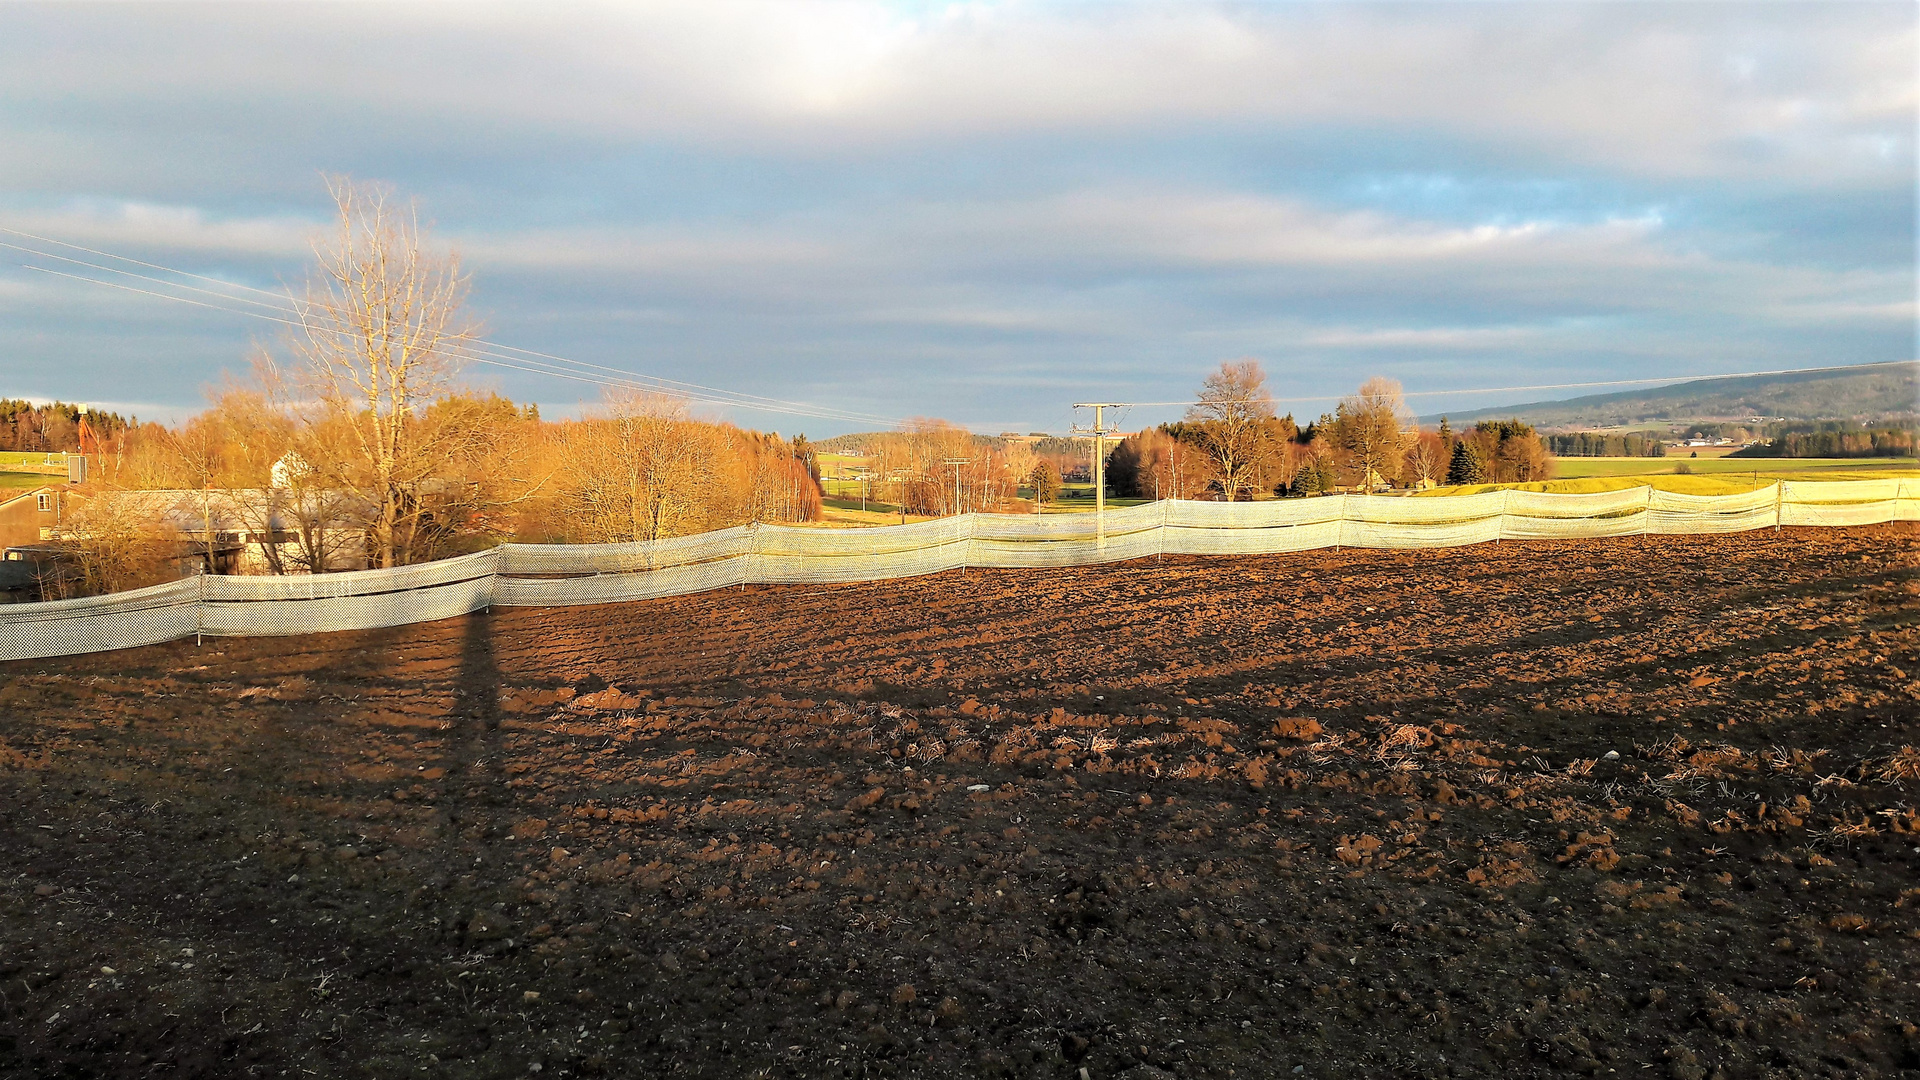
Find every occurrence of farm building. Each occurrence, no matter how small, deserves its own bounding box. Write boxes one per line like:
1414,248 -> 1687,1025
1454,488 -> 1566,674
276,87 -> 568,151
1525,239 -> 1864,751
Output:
75,489 -> 373,575
0,484 -> 83,551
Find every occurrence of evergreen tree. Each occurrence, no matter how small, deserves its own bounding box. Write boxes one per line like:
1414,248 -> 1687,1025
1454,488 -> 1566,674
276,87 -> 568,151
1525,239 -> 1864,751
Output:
1029,460 -> 1060,505
1445,440 -> 1485,485
1302,456 -> 1338,494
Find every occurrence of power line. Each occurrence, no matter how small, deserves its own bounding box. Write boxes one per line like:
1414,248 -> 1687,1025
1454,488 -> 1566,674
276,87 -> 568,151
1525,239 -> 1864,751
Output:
14,259 -> 903,425
22,263 -> 903,425
0,226 -> 905,422
1,227 -> 907,428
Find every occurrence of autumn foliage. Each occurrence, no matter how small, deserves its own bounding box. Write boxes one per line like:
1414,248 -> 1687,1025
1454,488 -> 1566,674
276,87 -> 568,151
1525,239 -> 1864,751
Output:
1110,365 -> 1554,498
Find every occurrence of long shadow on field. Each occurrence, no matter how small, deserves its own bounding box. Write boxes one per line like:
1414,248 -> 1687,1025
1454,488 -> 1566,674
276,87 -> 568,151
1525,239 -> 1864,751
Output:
453,606 -> 508,830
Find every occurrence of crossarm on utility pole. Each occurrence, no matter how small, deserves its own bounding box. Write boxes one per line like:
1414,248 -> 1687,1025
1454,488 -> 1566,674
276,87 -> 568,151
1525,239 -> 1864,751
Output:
1072,402 -> 1130,552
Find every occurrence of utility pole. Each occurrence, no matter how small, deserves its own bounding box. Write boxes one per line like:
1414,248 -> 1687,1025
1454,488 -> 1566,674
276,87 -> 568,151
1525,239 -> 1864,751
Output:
941,459 -> 971,516
1072,403 -> 1129,551
887,470 -> 910,525
852,466 -> 871,512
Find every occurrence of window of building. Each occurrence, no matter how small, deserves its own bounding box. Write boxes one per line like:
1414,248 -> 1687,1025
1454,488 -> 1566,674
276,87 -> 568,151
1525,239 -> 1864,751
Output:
37,494 -> 51,512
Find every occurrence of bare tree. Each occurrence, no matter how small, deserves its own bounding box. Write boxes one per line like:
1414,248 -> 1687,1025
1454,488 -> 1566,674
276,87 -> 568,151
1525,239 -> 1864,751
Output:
1331,377 -> 1409,491
164,416 -> 225,574
49,492 -> 164,598
1112,428 -> 1213,500
1268,438 -> 1304,497
731,430 -> 820,525
171,389 -> 303,573
560,391 -> 719,548
1496,432 -> 1555,483
275,449 -> 367,573
1000,443 -> 1038,510
289,177 -> 479,568
865,420 -> 978,515
1403,430 -> 1447,489
1185,359 -> 1278,501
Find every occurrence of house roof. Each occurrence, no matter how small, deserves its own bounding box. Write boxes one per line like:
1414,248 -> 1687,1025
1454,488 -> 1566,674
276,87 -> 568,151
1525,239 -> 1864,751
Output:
75,489 -> 373,533
0,484 -> 75,513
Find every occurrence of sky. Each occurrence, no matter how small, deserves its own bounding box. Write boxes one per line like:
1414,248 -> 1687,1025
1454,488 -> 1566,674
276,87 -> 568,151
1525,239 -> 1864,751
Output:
0,1 -> 1914,436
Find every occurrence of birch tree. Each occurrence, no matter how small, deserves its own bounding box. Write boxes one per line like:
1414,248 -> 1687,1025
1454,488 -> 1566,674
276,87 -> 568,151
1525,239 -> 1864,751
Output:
291,177 -> 479,568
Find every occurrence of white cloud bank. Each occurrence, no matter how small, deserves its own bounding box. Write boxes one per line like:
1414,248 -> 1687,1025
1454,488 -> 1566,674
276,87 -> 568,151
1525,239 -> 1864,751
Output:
3,2 -> 1907,185
0,2 -> 1910,429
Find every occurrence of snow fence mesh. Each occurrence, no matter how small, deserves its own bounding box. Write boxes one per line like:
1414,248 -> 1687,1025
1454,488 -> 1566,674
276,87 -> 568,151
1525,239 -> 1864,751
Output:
0,479 -> 1912,661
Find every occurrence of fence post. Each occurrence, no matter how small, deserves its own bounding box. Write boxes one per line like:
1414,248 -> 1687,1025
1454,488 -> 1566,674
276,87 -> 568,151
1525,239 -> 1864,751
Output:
1775,480 -> 1784,534
485,545 -> 500,614
1158,497 -> 1169,563
195,569 -> 205,647
744,521 -> 758,591
1643,484 -> 1653,536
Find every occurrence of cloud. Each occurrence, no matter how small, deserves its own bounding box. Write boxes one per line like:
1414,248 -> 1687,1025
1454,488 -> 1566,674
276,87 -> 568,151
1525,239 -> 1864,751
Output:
459,229 -> 837,276
450,184 -> 1900,324
2,3 -> 1907,187
0,3 -> 1909,433
1764,298 -> 1920,324
973,191 -> 1666,269
1300,325 -> 1546,351
0,199 -> 314,260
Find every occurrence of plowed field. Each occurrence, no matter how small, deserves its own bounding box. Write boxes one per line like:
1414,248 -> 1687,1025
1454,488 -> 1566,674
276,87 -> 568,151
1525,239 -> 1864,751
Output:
2,527 -> 1917,1079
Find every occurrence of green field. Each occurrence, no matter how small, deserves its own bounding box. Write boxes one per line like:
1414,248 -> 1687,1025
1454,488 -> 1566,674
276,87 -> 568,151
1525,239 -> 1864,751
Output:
1046,483 -> 1149,512
1551,454 -> 1916,479
812,475 -> 1154,524
1423,467 -> 1918,498
0,472 -> 50,491
0,451 -> 69,474
0,451 -> 72,494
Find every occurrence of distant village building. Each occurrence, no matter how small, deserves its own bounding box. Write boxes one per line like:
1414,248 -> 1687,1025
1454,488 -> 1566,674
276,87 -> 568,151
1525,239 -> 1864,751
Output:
0,484 -> 78,550
0,485 -> 83,601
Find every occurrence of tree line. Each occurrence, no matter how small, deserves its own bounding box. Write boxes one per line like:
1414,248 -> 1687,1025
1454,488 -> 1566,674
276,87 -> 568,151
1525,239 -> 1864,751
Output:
1545,431 -> 1667,458
1101,361 -> 1555,499
1729,422 -> 1916,459
817,430 -> 1079,512
0,400 -> 131,454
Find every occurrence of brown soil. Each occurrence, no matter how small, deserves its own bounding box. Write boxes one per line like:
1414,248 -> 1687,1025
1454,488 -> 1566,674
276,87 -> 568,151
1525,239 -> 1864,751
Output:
2,529 -> 1917,1080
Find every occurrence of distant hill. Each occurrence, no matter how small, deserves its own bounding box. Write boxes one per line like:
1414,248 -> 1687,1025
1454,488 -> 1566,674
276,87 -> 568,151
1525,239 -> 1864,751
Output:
816,431 -> 1081,456
1422,362 -> 1918,430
